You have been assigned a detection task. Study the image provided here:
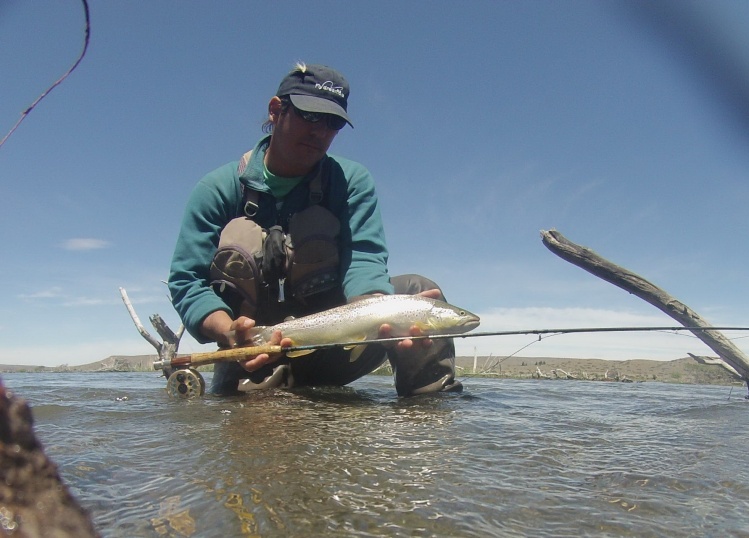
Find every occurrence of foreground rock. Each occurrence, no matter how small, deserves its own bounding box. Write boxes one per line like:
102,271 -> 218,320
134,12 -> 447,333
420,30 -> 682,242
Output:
0,377 -> 99,538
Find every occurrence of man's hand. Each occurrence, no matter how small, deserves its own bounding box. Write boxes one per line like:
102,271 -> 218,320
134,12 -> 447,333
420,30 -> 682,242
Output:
228,317 -> 294,372
201,311 -> 292,373
377,289 -> 441,354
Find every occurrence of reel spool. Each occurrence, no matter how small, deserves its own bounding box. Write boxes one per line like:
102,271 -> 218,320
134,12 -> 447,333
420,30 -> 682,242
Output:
166,368 -> 206,398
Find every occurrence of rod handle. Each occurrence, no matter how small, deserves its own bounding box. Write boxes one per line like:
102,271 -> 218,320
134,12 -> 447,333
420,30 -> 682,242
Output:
171,344 -> 285,368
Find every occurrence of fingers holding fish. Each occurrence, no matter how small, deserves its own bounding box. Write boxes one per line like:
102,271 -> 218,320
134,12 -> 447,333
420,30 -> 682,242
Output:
229,316 -> 257,346
398,289 -> 440,351
378,323 -> 433,352
401,324 -> 434,354
416,288 -> 442,301
238,329 -> 290,372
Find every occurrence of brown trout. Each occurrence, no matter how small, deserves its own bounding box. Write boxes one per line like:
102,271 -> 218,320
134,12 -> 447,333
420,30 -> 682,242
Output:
248,294 -> 480,357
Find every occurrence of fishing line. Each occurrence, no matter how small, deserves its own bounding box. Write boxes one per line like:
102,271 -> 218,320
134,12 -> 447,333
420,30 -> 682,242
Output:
221,325 -> 749,354
469,326 -> 749,370
157,325 -> 749,373
725,334 -> 749,342
470,326 -> 749,379
0,0 -> 91,149
346,326 -> 749,350
645,330 -> 749,344
479,329 -> 630,372
479,333 -> 556,372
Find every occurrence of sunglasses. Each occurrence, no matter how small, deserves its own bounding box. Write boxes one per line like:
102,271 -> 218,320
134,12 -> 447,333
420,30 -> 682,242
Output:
291,104 -> 347,131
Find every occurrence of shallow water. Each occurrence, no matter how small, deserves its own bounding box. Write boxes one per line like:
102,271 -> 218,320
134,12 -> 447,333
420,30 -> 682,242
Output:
3,372 -> 748,537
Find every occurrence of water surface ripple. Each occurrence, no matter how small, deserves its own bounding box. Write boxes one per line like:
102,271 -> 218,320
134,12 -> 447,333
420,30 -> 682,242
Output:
4,373 -> 748,537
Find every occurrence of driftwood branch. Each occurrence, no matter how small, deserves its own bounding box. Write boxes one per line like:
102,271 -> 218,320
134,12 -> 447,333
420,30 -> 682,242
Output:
540,229 -> 749,384
150,313 -> 183,345
552,368 -> 578,380
688,353 -> 742,380
119,287 -> 182,374
119,287 -> 162,351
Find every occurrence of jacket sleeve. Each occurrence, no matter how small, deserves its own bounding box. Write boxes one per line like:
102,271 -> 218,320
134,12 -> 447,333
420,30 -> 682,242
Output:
168,163 -> 242,342
332,159 -> 395,298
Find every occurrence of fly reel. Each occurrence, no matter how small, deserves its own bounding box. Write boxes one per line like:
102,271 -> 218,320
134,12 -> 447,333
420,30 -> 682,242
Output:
166,368 -> 206,398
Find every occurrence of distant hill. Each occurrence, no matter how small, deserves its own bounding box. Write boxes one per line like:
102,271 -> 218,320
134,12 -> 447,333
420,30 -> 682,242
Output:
0,354 -> 742,386
0,355 -> 158,373
454,355 -> 742,385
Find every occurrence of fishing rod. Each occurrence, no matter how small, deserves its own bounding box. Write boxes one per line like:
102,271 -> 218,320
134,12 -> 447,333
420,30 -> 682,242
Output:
153,325 -> 749,371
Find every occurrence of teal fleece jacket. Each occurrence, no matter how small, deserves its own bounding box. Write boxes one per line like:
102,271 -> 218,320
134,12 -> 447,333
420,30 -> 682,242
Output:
168,136 -> 394,343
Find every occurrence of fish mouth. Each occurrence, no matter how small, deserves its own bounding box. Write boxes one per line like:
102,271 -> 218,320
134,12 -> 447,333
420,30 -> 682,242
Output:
440,317 -> 480,334
459,311 -> 481,330
462,318 -> 481,331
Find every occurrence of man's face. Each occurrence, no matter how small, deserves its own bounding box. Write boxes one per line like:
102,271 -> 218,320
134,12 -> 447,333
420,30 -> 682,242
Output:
266,96 -> 339,177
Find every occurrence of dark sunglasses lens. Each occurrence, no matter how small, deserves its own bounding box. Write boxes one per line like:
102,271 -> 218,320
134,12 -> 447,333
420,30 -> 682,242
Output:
327,116 -> 347,131
296,107 -> 321,122
294,105 -> 346,130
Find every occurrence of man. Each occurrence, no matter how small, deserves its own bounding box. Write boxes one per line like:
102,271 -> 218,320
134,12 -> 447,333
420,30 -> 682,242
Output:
168,62 -> 461,397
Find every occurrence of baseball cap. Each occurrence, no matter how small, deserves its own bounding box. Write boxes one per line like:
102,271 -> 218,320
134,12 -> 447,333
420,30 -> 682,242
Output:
276,64 -> 353,127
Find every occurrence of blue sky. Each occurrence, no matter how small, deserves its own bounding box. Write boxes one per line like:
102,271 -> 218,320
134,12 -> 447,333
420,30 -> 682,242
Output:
2,1 -> 748,367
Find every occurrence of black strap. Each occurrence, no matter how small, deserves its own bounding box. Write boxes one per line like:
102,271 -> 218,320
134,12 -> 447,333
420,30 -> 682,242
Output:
261,225 -> 287,285
243,188 -> 260,218
308,161 -> 325,205
238,150 -> 259,217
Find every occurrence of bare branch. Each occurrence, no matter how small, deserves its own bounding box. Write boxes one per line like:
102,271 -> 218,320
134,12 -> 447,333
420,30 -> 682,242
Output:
119,287 -> 162,352
541,229 -> 749,383
688,353 -> 742,380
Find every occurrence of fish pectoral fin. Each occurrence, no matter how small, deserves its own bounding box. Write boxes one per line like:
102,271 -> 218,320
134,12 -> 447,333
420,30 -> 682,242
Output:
338,334 -> 368,351
333,335 -> 370,363
287,335 -> 371,360
348,344 -> 369,363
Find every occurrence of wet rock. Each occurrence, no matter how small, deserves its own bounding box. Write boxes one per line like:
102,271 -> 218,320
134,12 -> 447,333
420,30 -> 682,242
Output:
0,377 -> 99,538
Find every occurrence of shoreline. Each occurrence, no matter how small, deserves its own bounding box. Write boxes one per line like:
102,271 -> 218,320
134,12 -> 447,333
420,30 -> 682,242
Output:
0,354 -> 744,387
451,355 -> 742,386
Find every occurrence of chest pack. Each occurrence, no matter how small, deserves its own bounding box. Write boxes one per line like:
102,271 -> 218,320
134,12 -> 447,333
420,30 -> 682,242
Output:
208,150 -> 341,319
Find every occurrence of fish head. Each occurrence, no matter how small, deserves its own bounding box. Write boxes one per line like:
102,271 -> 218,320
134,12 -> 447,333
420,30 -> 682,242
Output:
420,299 -> 480,335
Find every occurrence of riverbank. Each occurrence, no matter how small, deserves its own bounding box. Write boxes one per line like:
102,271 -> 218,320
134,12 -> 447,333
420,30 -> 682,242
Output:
0,354 -> 742,386
452,355 -> 742,385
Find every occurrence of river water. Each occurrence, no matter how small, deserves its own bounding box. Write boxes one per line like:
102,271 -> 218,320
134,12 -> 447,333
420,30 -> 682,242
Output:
2,372 -> 748,537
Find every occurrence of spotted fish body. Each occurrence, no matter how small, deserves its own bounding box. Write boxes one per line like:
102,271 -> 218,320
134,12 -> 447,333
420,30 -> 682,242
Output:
249,294 -> 480,357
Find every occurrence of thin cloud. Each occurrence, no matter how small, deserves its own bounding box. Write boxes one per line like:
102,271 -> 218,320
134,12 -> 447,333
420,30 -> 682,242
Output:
61,238 -> 111,251
18,287 -> 64,300
62,297 -> 108,307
